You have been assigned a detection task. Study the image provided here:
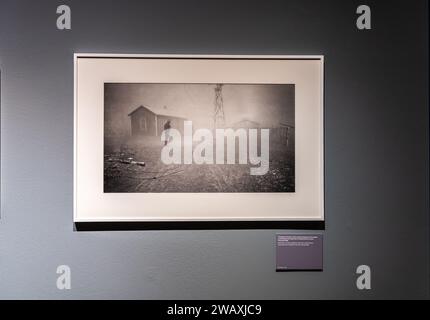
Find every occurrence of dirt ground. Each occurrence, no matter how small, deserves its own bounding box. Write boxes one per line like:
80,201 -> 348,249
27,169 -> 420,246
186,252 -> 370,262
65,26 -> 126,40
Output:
104,136 -> 294,193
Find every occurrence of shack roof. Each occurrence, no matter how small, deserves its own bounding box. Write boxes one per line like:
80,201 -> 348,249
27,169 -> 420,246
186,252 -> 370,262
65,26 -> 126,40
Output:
128,105 -> 187,120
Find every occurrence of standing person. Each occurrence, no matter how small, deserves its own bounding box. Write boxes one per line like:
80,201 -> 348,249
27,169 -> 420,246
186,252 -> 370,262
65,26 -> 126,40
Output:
163,120 -> 172,146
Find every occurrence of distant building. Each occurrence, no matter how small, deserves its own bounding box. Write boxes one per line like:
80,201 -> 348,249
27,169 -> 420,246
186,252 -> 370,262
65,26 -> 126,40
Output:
128,105 -> 187,137
232,118 -> 295,152
277,122 -> 295,150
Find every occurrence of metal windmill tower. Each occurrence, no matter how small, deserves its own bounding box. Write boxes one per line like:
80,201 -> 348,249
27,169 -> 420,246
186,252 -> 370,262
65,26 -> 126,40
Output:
213,84 -> 225,128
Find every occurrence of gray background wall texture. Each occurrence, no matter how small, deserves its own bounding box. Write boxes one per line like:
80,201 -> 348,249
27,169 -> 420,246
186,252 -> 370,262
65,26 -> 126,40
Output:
0,0 -> 428,299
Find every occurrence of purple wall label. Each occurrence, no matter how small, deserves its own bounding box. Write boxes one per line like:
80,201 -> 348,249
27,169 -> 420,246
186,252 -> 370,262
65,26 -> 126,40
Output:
276,234 -> 323,271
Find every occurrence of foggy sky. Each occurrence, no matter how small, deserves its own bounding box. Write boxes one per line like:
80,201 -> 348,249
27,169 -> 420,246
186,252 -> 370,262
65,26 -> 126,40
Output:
104,83 -> 294,137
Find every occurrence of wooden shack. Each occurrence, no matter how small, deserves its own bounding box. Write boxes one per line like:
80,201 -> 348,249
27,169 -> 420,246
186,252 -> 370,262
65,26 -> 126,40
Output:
128,105 -> 187,137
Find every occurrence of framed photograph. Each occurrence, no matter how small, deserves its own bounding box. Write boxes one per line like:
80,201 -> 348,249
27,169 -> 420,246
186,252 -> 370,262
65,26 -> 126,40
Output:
74,54 -> 324,223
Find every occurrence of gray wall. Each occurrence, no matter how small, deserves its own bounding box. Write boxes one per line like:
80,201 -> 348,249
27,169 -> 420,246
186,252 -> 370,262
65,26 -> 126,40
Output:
0,0 -> 428,299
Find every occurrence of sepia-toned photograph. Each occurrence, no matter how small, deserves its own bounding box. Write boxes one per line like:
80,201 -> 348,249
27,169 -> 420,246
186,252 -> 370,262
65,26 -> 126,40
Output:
104,83 -> 295,193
